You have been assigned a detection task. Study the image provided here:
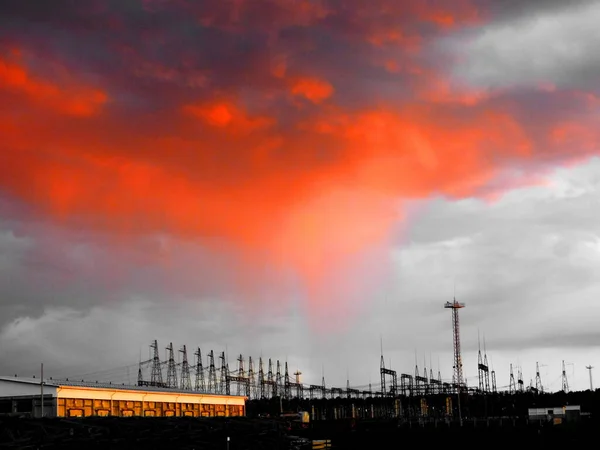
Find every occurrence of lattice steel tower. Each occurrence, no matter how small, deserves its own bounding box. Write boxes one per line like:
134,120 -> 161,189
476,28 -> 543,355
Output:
166,342 -> 177,389
445,298 -> 465,390
150,340 -> 163,387
561,360 -> 569,393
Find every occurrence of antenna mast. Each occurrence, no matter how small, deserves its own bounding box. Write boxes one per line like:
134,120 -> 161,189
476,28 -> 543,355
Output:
444,298 -> 465,389
444,297 -> 465,426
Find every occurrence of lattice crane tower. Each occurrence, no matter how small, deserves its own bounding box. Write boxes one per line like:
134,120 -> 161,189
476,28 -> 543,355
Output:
445,298 -> 465,389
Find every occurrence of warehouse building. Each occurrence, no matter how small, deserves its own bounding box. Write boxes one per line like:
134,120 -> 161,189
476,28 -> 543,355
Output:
528,405 -> 581,423
0,376 -> 246,418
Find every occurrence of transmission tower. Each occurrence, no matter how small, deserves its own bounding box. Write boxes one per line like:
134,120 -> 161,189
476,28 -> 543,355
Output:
429,355 -> 435,394
284,362 -> 291,400
586,365 -> 594,391
180,345 -> 191,390
423,357 -> 429,395
561,360 -> 569,393
166,343 -> 177,389
248,356 -> 255,399
194,347 -> 205,392
477,333 -> 487,393
491,369 -> 497,393
509,364 -> 516,394
276,361 -> 283,398
258,357 -> 266,398
219,351 -> 229,395
207,350 -> 217,394
380,345 -> 398,397
414,356 -> 423,396
535,362 -> 543,394
483,337 -> 491,392
236,354 -> 245,396
380,350 -> 386,395
150,340 -> 164,387
517,366 -> 524,393
268,358 -> 276,397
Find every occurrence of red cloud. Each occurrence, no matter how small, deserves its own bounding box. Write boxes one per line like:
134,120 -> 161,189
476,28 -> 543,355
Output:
0,54 -> 107,117
0,0 -> 599,323
184,100 -> 275,132
290,77 -> 334,104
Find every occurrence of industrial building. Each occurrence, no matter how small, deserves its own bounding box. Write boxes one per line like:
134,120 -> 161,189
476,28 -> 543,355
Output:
528,405 -> 582,423
0,376 -> 246,418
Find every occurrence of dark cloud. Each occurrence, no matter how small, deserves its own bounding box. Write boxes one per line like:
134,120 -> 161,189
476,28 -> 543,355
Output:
481,0 -> 597,21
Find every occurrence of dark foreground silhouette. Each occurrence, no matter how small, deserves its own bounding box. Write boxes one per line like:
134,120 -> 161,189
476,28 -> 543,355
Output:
0,415 -> 595,449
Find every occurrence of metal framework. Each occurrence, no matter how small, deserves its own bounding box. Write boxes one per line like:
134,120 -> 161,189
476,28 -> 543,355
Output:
477,334 -> 490,394
380,353 -> 398,397
534,362 -> 543,394
561,360 -> 569,393
444,298 -> 465,391
166,343 -> 177,389
509,364 -> 516,394
136,337 -> 519,404
179,345 -> 191,390
517,366 -> 524,393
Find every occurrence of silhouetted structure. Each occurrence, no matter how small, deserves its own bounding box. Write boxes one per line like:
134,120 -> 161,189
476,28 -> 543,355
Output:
562,360 -> 569,393
586,365 -> 594,391
444,298 -> 465,391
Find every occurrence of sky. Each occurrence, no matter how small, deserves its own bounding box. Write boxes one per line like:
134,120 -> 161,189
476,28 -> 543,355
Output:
0,0 -> 599,394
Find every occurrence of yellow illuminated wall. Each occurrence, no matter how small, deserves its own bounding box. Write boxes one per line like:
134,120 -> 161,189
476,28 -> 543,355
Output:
55,386 -> 245,418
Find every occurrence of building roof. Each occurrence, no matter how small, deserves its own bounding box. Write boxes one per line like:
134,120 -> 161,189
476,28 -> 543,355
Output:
0,376 -> 52,386
0,376 -> 245,397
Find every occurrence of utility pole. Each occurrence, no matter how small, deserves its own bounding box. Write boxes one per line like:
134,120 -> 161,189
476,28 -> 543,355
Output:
40,363 -> 44,418
586,365 -> 594,391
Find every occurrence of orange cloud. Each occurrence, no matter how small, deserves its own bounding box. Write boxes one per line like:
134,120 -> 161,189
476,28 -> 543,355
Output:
1,0 -> 599,323
290,77 -> 334,104
183,100 -> 275,133
0,55 -> 107,117
2,53 -> 597,267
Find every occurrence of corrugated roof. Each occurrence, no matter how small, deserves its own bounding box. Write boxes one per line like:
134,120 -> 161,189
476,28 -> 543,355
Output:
0,376 -> 245,398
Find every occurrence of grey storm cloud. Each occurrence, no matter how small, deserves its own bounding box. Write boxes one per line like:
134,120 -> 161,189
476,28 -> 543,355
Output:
444,1 -> 600,90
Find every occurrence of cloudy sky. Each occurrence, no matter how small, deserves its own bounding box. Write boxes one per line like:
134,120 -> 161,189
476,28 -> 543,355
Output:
1,0 -> 599,394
